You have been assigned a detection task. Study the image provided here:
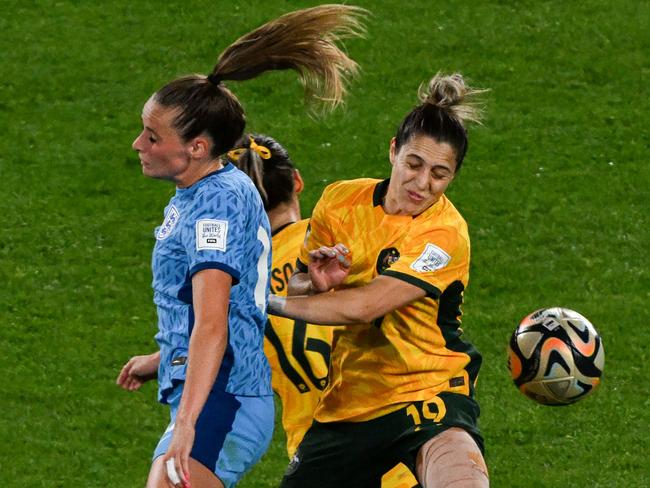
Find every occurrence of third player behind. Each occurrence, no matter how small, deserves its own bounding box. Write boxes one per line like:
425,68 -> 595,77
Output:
227,134 -> 335,460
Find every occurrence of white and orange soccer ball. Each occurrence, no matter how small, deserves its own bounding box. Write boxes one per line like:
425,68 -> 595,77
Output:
507,307 -> 605,405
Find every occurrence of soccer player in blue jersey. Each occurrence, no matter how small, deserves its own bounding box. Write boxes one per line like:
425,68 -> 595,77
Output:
115,6 -> 366,488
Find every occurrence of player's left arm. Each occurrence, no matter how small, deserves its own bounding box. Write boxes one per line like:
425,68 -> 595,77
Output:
272,225 -> 467,325
163,268 -> 231,485
269,274 -> 426,325
116,351 -> 160,391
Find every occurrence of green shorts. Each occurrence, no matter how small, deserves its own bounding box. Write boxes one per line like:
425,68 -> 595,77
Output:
279,392 -> 483,488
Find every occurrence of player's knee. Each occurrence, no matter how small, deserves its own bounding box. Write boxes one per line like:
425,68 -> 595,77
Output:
415,427 -> 489,488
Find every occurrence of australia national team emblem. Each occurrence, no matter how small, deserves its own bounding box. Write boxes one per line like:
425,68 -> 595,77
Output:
411,243 -> 451,273
156,205 -> 180,241
196,219 -> 228,251
376,247 -> 400,274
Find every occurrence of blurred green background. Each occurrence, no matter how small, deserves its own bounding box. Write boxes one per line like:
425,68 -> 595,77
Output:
0,0 -> 648,486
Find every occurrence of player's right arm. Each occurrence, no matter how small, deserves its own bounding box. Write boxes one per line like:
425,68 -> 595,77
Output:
116,351 -> 160,391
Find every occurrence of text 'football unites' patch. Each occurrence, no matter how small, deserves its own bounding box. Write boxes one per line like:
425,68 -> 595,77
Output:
410,243 -> 451,273
196,219 -> 228,251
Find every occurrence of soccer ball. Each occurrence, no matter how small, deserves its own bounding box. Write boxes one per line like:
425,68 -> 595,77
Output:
507,307 -> 605,405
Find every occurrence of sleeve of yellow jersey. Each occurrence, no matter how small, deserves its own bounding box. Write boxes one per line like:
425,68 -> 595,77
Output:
296,184 -> 339,272
382,225 -> 469,298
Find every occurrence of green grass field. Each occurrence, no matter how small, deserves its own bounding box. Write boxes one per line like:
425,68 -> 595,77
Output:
1,0 -> 648,486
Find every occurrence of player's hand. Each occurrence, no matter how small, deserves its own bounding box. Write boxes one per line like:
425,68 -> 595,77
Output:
163,420 -> 193,488
116,352 -> 159,391
308,243 -> 351,292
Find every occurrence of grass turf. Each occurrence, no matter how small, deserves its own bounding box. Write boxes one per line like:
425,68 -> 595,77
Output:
0,0 -> 648,486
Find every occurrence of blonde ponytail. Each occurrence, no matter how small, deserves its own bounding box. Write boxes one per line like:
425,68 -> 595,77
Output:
154,4 -> 367,157
211,4 -> 367,110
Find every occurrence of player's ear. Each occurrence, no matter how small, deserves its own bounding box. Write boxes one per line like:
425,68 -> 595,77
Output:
293,169 -> 304,195
188,136 -> 210,160
389,137 -> 397,166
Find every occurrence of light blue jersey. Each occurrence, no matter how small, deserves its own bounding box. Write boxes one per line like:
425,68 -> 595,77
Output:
151,163 -> 272,403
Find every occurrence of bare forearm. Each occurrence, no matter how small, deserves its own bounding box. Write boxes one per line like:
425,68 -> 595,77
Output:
149,350 -> 161,365
270,287 -> 378,325
143,350 -> 161,377
270,275 -> 427,325
175,325 -> 227,425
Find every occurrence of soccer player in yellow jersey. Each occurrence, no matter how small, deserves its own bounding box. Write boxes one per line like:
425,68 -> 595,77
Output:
227,134 -> 338,459
270,73 -> 490,488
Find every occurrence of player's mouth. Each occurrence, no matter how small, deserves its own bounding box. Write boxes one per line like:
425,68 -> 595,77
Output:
406,190 -> 425,202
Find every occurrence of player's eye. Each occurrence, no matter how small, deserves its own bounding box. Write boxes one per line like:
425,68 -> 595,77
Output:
148,136 -> 157,143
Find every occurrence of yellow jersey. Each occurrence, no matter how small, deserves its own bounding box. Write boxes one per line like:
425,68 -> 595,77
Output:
265,219 -> 338,457
298,179 -> 481,423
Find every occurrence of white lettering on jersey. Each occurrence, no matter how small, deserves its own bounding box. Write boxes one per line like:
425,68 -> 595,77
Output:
410,243 -> 451,273
156,205 -> 180,240
196,219 -> 228,251
254,226 -> 271,313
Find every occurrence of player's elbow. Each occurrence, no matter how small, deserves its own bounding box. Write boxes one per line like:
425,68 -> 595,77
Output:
355,310 -> 382,324
194,317 -> 228,342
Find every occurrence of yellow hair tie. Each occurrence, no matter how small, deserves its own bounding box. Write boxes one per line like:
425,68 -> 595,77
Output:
227,148 -> 247,162
226,136 -> 272,162
248,136 -> 272,159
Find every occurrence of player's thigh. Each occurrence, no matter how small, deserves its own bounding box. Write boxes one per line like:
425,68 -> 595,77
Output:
415,427 -> 488,488
147,456 -> 225,488
211,394 -> 274,486
153,386 -> 274,488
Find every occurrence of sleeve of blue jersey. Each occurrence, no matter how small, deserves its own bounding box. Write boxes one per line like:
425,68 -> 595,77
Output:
183,189 -> 246,285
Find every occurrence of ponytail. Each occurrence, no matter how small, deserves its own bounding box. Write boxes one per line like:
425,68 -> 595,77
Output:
154,5 -> 367,158
211,4 -> 367,109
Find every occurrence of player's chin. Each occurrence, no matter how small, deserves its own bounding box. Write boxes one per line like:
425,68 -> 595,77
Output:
406,200 -> 433,216
415,197 -> 441,214
404,193 -> 433,214
140,163 -> 153,176
141,166 -> 164,180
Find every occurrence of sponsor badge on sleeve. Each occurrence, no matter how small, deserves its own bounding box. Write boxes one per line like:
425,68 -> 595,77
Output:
410,243 -> 451,273
196,219 -> 228,251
